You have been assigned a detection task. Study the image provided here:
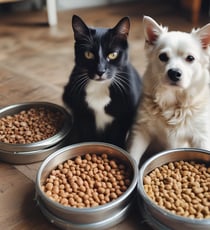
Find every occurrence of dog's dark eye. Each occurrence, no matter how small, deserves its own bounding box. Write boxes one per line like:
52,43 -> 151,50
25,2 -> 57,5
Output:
159,53 -> 169,62
186,55 -> 195,62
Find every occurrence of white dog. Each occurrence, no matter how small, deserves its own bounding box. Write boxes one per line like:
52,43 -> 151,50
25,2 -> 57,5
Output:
127,16 -> 210,165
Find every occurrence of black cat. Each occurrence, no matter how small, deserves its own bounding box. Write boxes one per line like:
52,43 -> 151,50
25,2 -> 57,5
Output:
63,15 -> 142,148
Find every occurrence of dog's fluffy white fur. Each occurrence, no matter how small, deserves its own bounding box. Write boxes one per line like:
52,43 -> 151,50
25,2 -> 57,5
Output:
127,16 -> 210,164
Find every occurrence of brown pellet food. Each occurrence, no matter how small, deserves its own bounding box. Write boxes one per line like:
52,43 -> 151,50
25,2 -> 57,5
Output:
42,153 -> 133,208
143,160 -> 210,219
0,107 -> 64,144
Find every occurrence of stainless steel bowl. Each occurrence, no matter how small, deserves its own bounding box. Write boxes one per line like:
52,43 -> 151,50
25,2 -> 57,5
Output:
138,148 -> 210,230
35,142 -> 138,230
0,101 -> 72,164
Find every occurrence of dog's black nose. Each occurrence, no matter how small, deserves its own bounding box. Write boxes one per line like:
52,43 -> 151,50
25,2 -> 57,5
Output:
167,69 -> 182,82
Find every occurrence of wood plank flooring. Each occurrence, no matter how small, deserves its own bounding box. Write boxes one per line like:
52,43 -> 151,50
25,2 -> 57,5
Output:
0,1 -> 209,229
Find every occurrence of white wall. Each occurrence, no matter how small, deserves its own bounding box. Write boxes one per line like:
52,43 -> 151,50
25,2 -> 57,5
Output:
57,0 -> 136,10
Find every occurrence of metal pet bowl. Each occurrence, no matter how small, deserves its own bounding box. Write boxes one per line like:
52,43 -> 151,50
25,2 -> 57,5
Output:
35,142 -> 138,230
138,148 -> 210,230
0,101 -> 72,164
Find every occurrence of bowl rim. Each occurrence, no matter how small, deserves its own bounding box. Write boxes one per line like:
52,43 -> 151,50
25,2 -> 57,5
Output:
0,101 -> 72,151
37,195 -> 133,230
138,148 -> 210,224
36,142 -> 138,213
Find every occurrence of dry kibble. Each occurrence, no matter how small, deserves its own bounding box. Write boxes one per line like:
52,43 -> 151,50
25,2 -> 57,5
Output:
145,175 -> 153,186
0,107 -> 63,144
143,160 -> 210,219
42,153 -> 132,208
45,182 -> 53,191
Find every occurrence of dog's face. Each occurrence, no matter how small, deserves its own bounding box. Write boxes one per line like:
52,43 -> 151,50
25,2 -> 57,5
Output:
143,16 -> 210,90
152,32 -> 205,89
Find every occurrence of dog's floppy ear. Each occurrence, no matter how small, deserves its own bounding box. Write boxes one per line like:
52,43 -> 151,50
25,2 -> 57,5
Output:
143,16 -> 166,45
193,23 -> 210,49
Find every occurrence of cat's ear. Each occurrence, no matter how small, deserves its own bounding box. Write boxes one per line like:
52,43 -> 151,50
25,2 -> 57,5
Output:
112,17 -> 130,37
72,15 -> 90,40
143,16 -> 167,45
192,23 -> 210,49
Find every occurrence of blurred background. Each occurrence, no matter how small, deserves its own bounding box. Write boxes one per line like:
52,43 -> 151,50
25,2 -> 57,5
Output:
0,0 -> 210,24
1,0 -> 210,13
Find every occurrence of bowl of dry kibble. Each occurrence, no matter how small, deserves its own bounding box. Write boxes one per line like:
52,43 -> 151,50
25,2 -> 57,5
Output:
35,142 -> 138,230
138,148 -> 210,230
0,101 -> 72,164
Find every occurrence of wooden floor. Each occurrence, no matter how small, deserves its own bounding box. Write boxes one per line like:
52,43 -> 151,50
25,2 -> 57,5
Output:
0,1 -> 209,229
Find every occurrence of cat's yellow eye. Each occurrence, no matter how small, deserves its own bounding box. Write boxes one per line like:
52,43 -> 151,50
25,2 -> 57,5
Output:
107,52 -> 118,60
84,51 -> 94,59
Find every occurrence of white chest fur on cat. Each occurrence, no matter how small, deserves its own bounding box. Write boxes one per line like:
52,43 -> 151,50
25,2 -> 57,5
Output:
85,80 -> 114,130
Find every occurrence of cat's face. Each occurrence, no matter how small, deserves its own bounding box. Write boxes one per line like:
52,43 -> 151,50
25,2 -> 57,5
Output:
72,15 -> 130,81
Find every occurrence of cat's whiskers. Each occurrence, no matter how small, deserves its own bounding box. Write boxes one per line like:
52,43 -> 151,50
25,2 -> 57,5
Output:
115,73 -> 130,87
70,73 -> 89,95
112,73 -> 130,97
